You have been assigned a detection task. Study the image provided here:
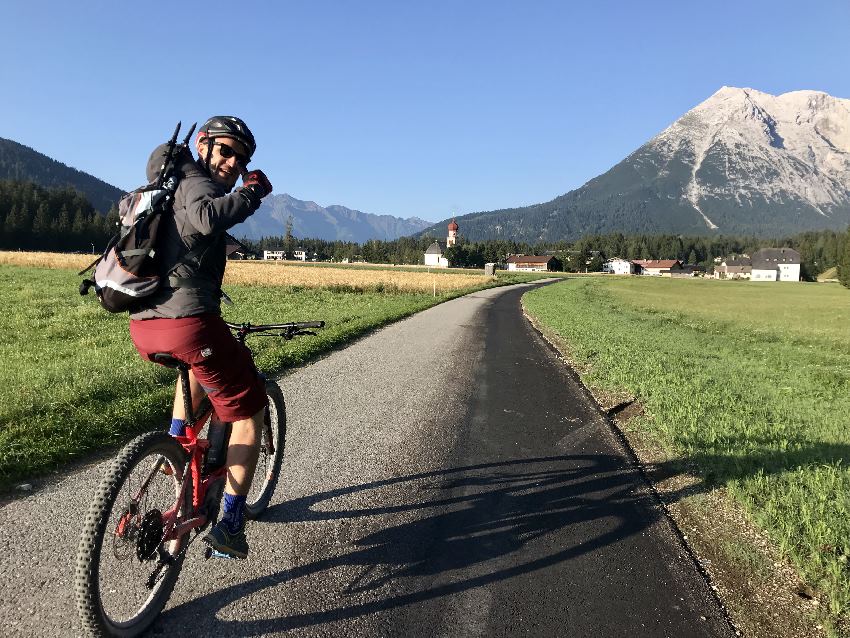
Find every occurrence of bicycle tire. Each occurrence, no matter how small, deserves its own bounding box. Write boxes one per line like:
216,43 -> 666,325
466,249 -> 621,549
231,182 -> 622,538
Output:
245,379 -> 286,518
75,431 -> 189,637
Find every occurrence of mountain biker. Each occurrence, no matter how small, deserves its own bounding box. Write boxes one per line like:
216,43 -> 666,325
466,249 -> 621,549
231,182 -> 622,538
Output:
127,116 -> 273,559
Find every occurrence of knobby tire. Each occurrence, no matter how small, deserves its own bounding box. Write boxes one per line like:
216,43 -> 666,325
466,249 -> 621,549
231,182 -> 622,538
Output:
245,380 -> 286,518
75,431 -> 189,637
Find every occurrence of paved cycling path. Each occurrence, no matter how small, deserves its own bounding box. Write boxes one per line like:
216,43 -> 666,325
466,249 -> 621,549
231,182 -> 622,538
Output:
1,281 -> 733,637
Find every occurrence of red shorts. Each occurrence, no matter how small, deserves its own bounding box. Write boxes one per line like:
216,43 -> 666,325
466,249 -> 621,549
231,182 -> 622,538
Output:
129,314 -> 267,422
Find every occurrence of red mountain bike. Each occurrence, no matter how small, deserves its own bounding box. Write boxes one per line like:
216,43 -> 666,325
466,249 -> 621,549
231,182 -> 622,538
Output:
74,320 -> 323,637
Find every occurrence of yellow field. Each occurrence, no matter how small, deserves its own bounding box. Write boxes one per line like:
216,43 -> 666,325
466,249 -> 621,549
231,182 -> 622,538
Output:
0,251 -> 491,293
0,251 -> 93,270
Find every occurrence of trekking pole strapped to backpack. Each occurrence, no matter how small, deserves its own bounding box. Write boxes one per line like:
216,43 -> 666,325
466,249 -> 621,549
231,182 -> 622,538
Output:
79,121 -> 197,312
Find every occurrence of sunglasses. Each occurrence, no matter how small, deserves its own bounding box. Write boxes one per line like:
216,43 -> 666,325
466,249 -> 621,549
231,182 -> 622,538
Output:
210,141 -> 250,167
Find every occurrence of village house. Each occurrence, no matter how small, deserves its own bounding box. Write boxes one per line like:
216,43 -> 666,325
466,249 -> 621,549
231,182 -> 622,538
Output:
263,250 -> 285,260
506,255 -> 560,272
603,258 -> 636,275
713,255 -> 752,280
713,249 -> 801,281
631,259 -> 683,276
293,248 -> 319,262
750,247 -> 801,281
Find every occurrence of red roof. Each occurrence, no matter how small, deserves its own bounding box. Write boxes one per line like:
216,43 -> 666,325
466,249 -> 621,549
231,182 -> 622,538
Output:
447,218 -> 458,231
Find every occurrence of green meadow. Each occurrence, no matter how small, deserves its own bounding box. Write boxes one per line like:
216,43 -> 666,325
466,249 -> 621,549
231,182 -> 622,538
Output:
523,276 -> 850,630
0,264 -> 493,488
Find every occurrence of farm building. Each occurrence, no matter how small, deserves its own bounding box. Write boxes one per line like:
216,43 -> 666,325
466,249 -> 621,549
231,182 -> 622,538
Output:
750,248 -> 801,281
714,255 -> 752,280
631,259 -> 683,276
506,255 -> 559,272
263,250 -> 285,260
713,249 -> 800,281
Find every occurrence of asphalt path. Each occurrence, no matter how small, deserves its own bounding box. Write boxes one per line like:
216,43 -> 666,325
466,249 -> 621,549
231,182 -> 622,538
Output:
1,281 -> 734,637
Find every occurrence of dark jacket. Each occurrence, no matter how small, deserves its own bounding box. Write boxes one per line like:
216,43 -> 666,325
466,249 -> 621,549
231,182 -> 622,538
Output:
129,144 -> 258,319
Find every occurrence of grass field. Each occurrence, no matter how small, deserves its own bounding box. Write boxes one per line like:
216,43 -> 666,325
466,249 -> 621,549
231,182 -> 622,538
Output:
0,255 -> 503,488
523,276 -> 850,631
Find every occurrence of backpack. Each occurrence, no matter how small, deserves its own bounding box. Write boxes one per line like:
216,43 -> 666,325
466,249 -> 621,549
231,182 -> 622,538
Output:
79,121 -> 196,312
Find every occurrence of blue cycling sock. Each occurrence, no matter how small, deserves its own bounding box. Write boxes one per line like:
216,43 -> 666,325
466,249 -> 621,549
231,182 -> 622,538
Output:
169,418 -> 186,437
222,492 -> 247,533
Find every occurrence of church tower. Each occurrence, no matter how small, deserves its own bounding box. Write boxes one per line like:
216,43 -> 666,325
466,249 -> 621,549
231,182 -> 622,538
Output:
447,218 -> 458,247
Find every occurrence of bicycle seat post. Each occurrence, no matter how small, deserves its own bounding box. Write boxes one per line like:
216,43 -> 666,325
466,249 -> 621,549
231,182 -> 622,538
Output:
178,363 -> 196,427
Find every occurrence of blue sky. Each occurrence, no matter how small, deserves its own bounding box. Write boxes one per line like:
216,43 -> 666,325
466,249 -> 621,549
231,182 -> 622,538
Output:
1,1 -> 848,221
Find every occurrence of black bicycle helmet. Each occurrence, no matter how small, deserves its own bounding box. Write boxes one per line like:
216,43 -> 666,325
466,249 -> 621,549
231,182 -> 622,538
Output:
198,116 -> 257,157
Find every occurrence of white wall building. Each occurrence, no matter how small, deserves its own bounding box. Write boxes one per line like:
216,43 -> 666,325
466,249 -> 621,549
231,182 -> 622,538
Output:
603,258 -> 635,275
750,248 -> 801,282
423,218 -> 458,267
424,242 -> 448,267
263,250 -> 285,260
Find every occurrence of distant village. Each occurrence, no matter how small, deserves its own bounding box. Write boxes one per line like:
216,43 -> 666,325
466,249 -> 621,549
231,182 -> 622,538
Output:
255,219 -> 804,282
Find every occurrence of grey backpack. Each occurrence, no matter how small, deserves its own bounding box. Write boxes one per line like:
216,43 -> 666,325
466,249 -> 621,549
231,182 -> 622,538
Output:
79,122 -> 195,312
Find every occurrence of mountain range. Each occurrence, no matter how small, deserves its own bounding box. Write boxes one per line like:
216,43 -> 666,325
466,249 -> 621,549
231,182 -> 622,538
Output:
6,87 -> 850,245
0,138 -> 433,242
419,87 -> 850,242
242,195 -> 433,243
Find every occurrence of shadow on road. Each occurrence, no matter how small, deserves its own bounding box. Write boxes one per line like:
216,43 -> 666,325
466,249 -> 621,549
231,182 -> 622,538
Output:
159,441 -> 850,635
161,452 -> 683,634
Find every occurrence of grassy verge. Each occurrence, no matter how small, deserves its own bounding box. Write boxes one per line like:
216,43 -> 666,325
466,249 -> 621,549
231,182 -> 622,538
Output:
522,277 -> 850,634
0,264 -> 489,488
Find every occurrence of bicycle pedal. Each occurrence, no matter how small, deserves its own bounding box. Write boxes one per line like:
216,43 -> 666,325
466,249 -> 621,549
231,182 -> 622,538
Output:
203,546 -> 240,560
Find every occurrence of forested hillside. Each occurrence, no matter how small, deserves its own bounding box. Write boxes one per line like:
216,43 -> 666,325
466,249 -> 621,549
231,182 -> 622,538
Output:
0,138 -> 123,214
0,180 -> 116,252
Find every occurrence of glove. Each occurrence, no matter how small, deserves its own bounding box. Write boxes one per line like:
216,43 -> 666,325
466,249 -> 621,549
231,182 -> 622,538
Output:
242,170 -> 273,198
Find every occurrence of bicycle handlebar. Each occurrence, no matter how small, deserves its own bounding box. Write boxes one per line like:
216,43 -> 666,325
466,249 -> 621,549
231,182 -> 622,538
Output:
225,321 -> 325,332
225,320 -> 325,343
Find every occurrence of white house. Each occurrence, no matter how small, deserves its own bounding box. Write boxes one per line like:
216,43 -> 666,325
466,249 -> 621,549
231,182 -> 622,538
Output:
263,250 -> 285,260
603,258 -> 635,275
750,248 -> 801,281
293,249 -> 308,261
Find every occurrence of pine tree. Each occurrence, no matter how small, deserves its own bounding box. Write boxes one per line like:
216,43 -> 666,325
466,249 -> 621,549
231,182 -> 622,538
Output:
839,227 -> 850,288
32,202 -> 52,240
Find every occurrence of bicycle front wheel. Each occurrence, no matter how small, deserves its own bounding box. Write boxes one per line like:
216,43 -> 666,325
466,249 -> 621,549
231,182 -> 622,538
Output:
245,379 -> 286,518
75,431 -> 189,637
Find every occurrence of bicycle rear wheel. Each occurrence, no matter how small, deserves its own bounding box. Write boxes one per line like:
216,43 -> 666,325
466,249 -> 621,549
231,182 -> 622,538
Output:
75,431 -> 189,637
245,379 -> 286,518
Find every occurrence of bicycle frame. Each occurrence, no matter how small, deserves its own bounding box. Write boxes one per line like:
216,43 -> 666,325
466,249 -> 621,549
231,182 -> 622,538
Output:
128,321 -> 325,545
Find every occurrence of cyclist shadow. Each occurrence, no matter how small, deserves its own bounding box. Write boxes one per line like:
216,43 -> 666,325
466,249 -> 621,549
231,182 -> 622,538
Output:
159,452 -> 671,634
159,440 -> 850,634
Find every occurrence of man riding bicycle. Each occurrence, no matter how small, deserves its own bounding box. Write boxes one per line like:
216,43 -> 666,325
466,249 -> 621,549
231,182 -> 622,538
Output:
128,116 -> 273,559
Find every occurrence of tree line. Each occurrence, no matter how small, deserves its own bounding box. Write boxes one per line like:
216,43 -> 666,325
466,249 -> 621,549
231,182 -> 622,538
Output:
243,229 -> 848,280
3,177 -> 850,286
0,179 -> 118,252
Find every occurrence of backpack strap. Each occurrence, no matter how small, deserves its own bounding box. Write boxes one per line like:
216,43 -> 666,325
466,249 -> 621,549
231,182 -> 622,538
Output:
167,276 -> 219,291
119,248 -> 155,259
164,241 -> 217,291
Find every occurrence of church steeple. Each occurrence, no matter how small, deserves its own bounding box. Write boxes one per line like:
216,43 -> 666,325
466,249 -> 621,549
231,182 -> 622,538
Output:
447,218 -> 458,247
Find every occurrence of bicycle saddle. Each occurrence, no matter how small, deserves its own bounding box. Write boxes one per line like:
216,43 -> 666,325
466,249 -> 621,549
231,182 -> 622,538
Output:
151,353 -> 185,369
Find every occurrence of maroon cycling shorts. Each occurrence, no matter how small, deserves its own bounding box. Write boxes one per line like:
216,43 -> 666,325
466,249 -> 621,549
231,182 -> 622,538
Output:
129,314 -> 267,422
